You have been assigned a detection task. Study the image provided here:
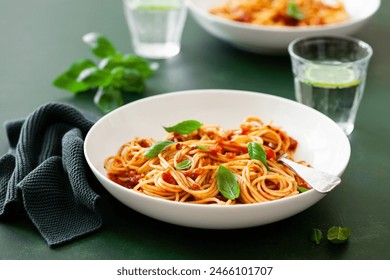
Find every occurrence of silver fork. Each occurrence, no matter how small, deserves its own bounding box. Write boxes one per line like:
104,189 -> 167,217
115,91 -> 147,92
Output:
278,156 -> 341,193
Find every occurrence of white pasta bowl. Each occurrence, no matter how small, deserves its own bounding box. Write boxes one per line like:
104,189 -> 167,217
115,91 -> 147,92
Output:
187,0 -> 380,54
84,89 -> 350,229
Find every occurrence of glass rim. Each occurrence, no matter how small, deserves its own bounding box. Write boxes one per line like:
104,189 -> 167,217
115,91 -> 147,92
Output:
288,35 -> 373,65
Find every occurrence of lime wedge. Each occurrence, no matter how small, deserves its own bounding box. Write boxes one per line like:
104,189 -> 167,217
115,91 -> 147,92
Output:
304,64 -> 361,88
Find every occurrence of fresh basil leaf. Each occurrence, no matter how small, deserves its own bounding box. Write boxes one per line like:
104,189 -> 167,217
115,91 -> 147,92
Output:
311,228 -> 323,245
196,145 -> 209,150
143,140 -> 175,158
327,226 -> 351,244
98,54 -> 122,70
94,86 -> 123,113
53,73 -> 89,94
99,54 -> 154,79
82,32 -> 117,58
110,67 -> 145,93
248,142 -> 269,170
298,186 -> 309,193
175,159 -> 192,170
77,67 -> 112,88
217,165 -> 240,200
121,54 -> 154,78
63,58 -> 96,74
164,120 -> 203,135
53,58 -> 96,93
53,33 -> 155,113
287,2 -> 305,20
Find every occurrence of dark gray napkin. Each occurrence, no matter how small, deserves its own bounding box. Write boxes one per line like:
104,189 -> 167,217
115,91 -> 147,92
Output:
0,102 -> 102,247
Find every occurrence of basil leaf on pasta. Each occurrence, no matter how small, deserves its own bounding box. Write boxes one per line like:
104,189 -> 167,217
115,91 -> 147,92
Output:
175,159 -> 192,170
287,2 -> 305,20
298,186 -> 309,193
217,165 -> 240,200
248,142 -> 269,170
143,140 -> 175,158
164,120 -> 202,135
196,145 -> 209,150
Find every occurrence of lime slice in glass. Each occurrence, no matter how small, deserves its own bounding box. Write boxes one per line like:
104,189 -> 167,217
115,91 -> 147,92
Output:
137,5 -> 178,11
304,64 -> 361,88
136,0 -> 180,10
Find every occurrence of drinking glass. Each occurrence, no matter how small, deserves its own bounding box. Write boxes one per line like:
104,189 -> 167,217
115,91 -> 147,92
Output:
288,36 -> 373,135
123,0 -> 187,59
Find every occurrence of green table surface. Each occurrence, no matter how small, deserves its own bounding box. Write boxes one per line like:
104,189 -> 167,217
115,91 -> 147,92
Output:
1,0 -> 389,260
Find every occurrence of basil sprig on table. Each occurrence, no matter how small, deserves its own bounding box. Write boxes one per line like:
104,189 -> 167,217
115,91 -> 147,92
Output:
327,226 -> 351,244
217,165 -> 240,200
287,1 -> 305,20
248,142 -> 270,170
53,32 -> 154,113
310,226 -> 351,245
164,120 -> 203,134
311,228 -> 324,245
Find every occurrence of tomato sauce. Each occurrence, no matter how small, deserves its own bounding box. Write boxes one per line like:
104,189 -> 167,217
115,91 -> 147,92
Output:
162,171 -> 177,185
108,170 -> 140,189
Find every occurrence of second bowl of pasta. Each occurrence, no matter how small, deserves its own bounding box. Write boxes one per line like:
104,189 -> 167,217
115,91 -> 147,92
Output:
187,0 -> 380,54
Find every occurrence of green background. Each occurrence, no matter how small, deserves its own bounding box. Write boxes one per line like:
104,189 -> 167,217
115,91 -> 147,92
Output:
0,0 -> 389,259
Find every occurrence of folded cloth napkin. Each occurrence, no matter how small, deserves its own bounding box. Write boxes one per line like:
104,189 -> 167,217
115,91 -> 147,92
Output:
0,102 -> 102,247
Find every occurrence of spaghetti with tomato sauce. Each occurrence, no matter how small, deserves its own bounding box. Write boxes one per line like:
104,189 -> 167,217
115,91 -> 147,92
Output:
210,0 -> 349,27
104,116 -> 311,205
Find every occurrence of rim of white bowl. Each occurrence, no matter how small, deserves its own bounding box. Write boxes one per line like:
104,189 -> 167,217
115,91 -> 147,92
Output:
84,89 -> 351,209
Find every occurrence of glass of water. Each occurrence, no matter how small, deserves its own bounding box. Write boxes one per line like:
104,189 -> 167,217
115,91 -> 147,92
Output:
123,0 -> 187,59
288,36 -> 373,135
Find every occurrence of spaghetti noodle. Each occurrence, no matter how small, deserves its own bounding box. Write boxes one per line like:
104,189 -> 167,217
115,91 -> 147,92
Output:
210,0 -> 349,27
104,116 -> 311,205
